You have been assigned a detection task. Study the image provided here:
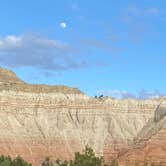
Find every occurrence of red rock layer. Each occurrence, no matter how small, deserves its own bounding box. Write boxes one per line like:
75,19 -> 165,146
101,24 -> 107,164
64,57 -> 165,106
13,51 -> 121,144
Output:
118,120 -> 166,166
0,68 -> 165,166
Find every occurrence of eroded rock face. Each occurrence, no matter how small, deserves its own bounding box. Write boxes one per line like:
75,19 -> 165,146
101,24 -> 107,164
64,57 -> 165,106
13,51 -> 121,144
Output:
118,106 -> 166,166
0,67 -> 165,165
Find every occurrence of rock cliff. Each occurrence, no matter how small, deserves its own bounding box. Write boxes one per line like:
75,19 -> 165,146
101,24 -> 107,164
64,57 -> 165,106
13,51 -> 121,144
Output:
0,67 -> 165,165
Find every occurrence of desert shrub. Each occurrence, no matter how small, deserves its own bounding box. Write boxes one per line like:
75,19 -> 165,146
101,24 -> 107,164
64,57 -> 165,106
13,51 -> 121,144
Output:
0,155 -> 12,166
42,147 -> 111,166
0,155 -> 32,166
42,157 -> 53,166
12,156 -> 32,166
70,146 -> 105,166
42,157 -> 68,166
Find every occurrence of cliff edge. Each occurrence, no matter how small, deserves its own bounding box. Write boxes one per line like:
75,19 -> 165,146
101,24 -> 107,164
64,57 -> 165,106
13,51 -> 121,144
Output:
0,67 -> 82,94
0,67 -> 165,166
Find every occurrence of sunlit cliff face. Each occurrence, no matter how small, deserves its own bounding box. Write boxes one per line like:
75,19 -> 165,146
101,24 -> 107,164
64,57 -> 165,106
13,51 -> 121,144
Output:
0,67 -> 165,165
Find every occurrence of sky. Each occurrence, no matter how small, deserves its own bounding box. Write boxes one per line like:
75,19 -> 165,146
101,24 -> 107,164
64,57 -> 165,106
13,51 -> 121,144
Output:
0,0 -> 166,98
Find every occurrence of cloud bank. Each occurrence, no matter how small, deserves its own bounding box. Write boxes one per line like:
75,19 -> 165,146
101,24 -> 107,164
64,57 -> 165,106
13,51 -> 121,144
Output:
97,89 -> 166,99
0,34 -> 88,71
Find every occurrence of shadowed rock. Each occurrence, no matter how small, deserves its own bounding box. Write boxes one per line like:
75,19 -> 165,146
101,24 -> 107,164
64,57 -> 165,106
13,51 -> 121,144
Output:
154,102 -> 166,122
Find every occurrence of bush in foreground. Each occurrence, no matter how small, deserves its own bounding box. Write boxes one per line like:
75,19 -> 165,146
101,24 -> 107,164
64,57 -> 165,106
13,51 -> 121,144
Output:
42,147 -> 161,166
0,147 -> 162,166
42,147 -> 108,166
0,155 -> 32,166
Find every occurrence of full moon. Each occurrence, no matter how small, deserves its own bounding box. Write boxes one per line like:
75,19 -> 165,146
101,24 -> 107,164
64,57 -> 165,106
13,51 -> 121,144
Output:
60,22 -> 67,29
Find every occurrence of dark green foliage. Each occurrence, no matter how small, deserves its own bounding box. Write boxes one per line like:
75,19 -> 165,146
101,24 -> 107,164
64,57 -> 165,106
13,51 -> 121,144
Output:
0,155 -> 32,166
94,95 -> 104,99
41,147 -> 162,166
42,157 -> 53,166
42,157 -> 68,166
98,95 -> 104,99
0,148 -> 162,166
70,146 -> 104,166
12,156 -> 32,166
42,147 -> 107,166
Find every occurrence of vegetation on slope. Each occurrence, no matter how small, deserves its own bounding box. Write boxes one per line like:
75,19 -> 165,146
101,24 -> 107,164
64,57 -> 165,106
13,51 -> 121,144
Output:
0,147 -> 163,166
0,155 -> 31,166
42,147 -> 162,166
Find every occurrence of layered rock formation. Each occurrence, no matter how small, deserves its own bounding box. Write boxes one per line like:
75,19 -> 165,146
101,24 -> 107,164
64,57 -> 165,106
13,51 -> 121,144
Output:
118,103 -> 166,165
0,67 -> 165,165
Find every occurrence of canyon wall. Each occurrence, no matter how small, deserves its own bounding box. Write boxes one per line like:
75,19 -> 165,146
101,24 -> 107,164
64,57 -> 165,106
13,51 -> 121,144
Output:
0,67 -> 166,165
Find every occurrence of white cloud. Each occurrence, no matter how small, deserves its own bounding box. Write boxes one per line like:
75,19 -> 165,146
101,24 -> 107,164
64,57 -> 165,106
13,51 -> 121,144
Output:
0,35 -> 22,50
97,89 -> 165,99
0,34 -> 88,71
97,90 -> 135,99
0,35 -> 67,50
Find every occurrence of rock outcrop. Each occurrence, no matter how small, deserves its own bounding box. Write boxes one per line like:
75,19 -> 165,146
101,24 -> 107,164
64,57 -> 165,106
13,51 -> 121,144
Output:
0,67 -> 165,165
118,103 -> 166,165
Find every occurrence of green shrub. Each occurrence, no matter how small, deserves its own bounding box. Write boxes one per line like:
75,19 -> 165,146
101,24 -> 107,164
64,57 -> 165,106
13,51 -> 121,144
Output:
42,147 -> 109,166
0,147 -> 161,166
0,155 -> 31,166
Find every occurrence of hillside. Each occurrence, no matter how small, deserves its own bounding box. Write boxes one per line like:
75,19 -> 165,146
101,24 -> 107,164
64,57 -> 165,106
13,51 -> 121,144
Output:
0,67 -> 165,165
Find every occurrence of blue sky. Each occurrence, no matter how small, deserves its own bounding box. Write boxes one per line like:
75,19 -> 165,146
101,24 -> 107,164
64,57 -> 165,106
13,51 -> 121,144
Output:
0,0 -> 166,97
